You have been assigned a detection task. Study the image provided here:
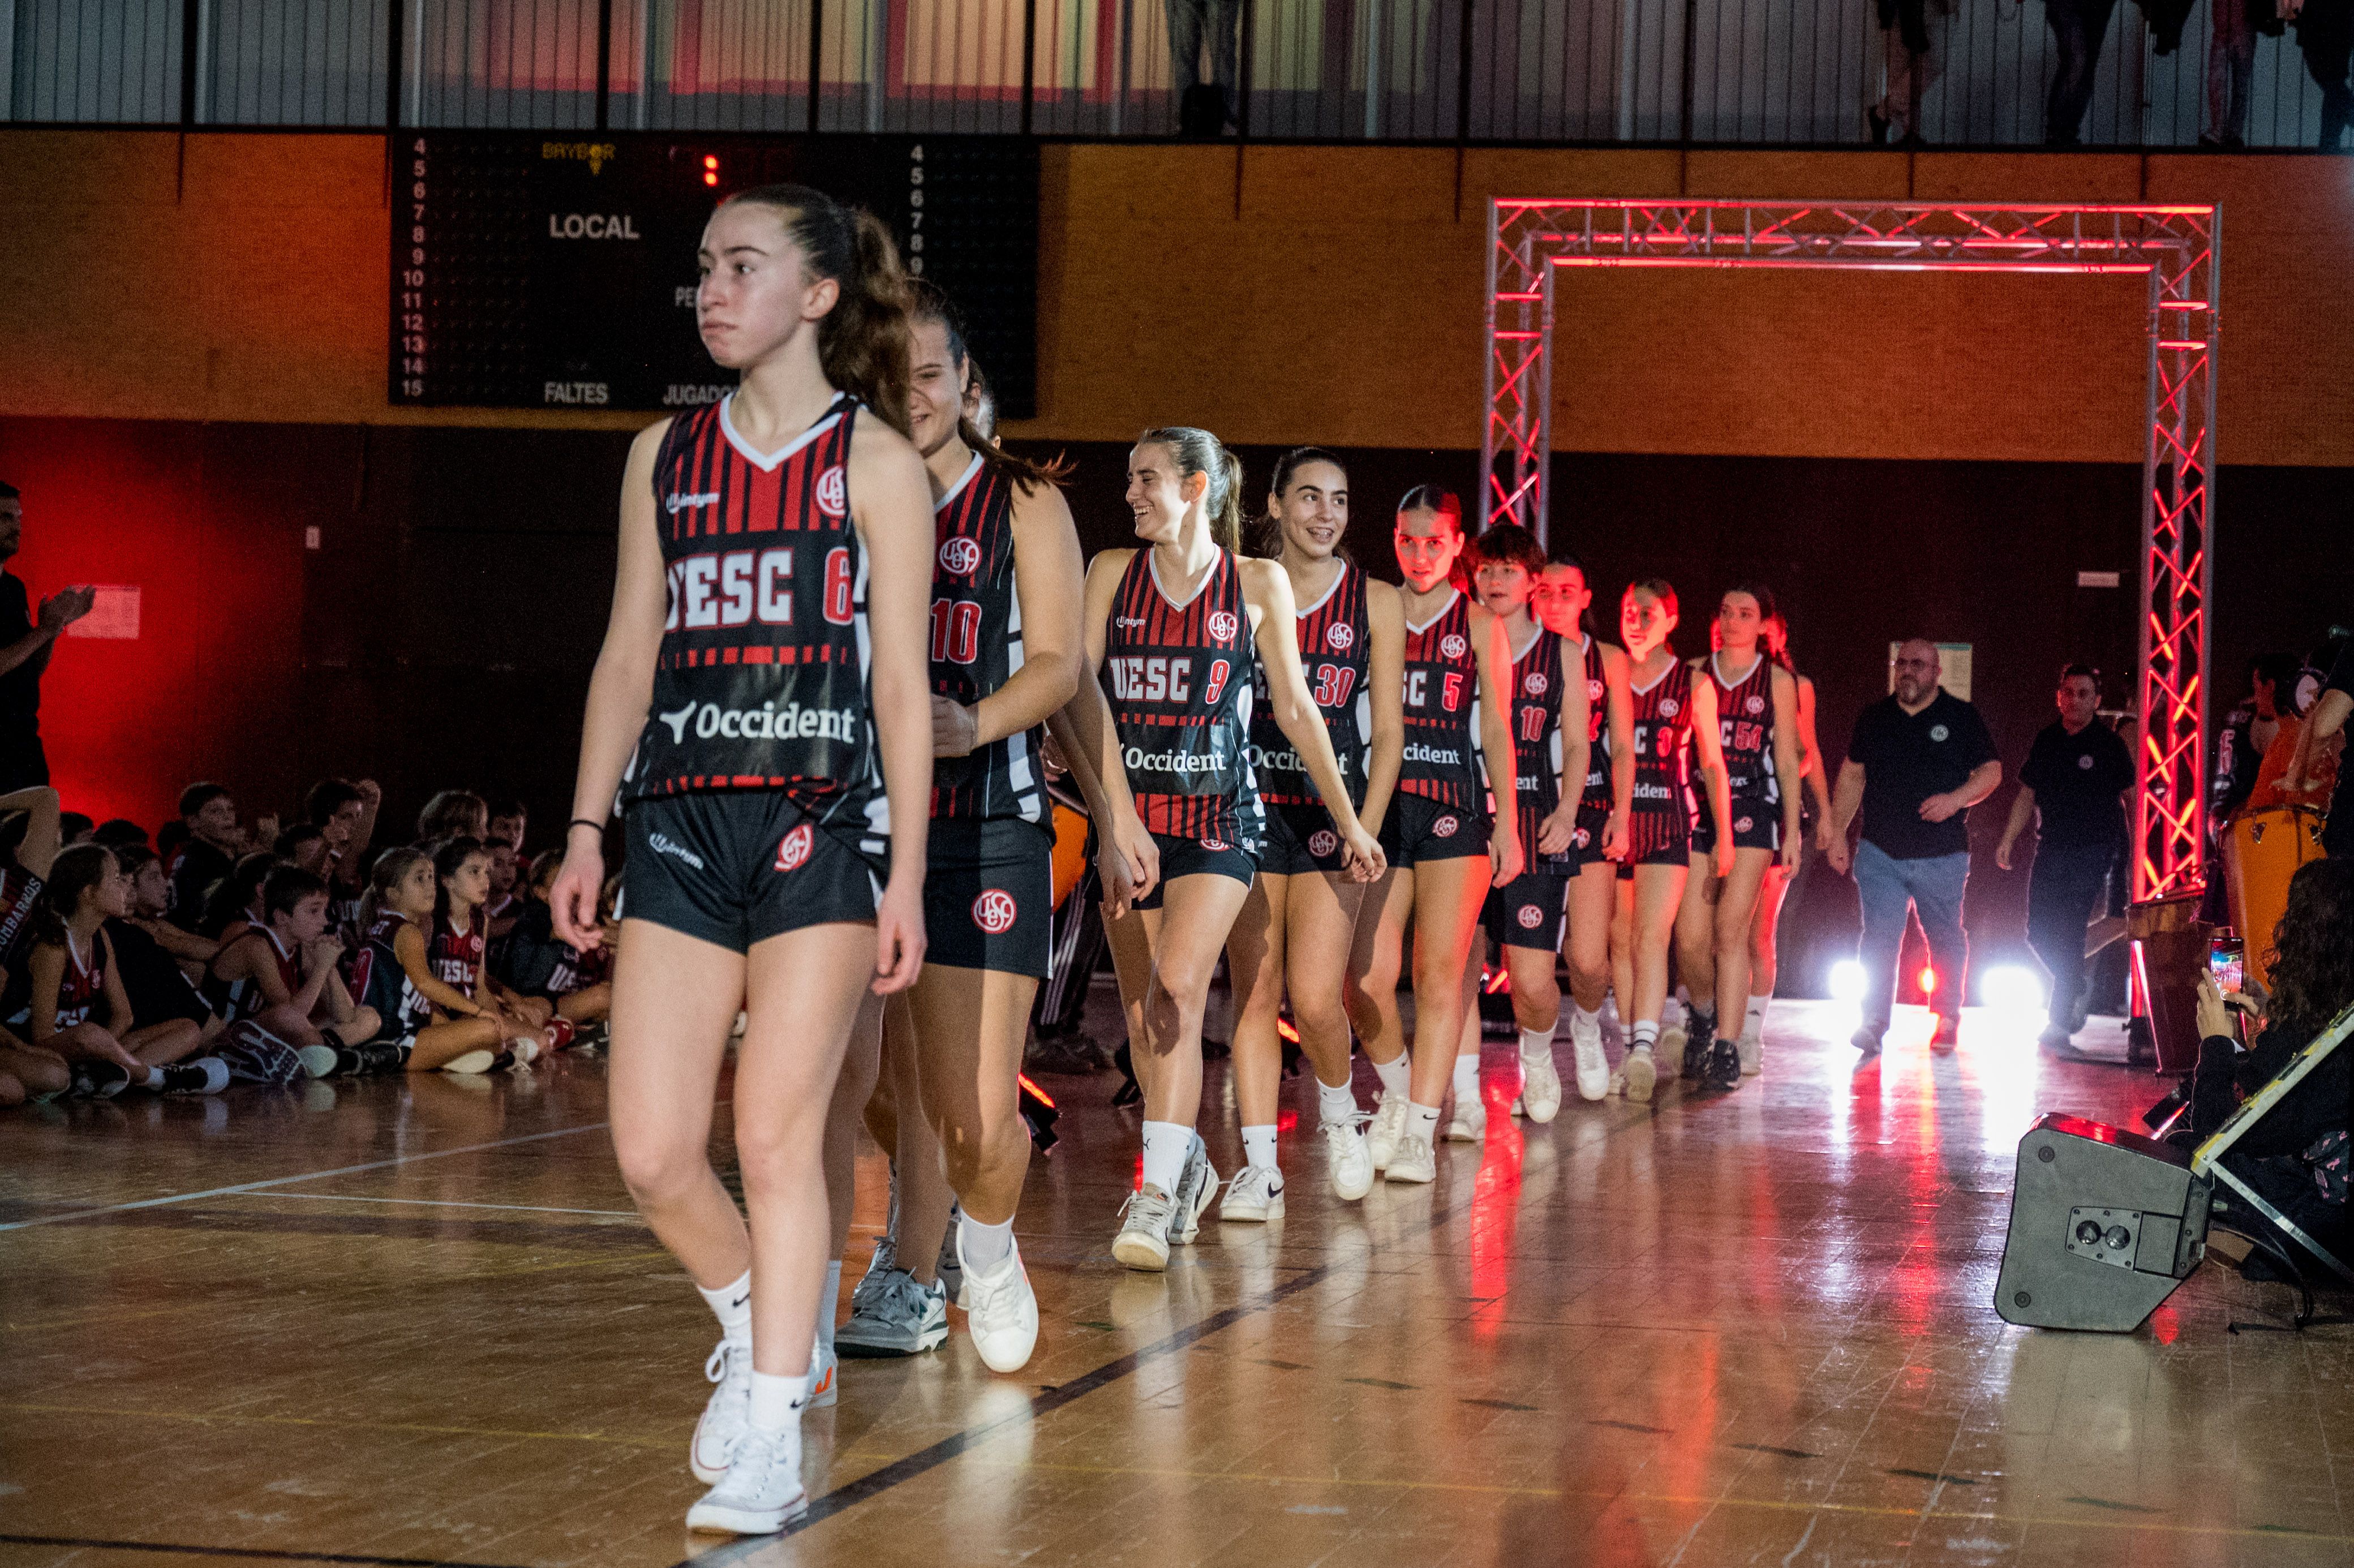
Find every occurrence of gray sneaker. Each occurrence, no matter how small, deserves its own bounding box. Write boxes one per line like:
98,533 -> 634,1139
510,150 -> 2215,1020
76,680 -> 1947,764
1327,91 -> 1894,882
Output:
851,1167 -> 902,1318
835,1268 -> 948,1356
937,1198 -> 964,1304
1170,1133 -> 1219,1246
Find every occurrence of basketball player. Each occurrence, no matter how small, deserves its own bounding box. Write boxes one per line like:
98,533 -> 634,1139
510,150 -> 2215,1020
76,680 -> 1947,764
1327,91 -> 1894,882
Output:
1668,586 -> 1802,1089
1608,579 -> 1730,1102
546,185 -> 934,1537
1065,427 -> 1381,1271
1219,448 -> 1404,1218
1742,611 -> 1832,1071
1531,557 -> 1631,1101
1455,523 -> 1586,1128
1344,487 -> 1520,1181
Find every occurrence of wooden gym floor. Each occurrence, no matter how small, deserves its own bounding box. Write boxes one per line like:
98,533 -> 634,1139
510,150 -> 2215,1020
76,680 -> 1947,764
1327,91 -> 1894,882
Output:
2,994 -> 2347,1568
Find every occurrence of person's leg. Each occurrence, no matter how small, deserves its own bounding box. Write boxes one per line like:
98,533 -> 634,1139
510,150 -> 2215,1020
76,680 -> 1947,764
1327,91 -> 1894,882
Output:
910,966 -> 1038,1234
2044,1 -> 2085,143
1744,861 -> 1793,1051
407,1013 -> 505,1071
0,1068 -> 20,1106
1208,0 -> 1243,123
1711,847 -> 1774,1042
1164,0 -> 1206,88
1344,868 -> 1412,1081
1137,874 -> 1256,1132
886,1002 -> 955,1288
1103,903 -> 1154,1101
1404,856 -> 1491,1116
2025,855 -> 2073,1034
1609,871 -> 1636,1020
557,981 -> 612,1025
1566,860 -> 1614,1015
1851,841 -> 1911,1045
1906,850 -> 1972,1039
41,1020 -> 141,1072
1285,871 -> 1368,1098
1223,871 -> 1292,1159
1672,849 -> 1720,1037
0,1042 -> 68,1099
2226,12 -> 2256,140
122,1016 -> 204,1067
1628,862 -> 1686,1033
821,994 -> 884,1283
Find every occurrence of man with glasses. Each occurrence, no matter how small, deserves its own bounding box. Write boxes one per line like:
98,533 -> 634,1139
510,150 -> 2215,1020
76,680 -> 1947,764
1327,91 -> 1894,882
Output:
1825,639 -> 2001,1055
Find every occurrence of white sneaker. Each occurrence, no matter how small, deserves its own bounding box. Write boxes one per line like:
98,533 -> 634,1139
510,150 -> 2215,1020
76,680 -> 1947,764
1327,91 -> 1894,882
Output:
1367,1093 -> 1408,1172
1220,1164 -> 1285,1222
1520,1047 -> 1563,1124
1658,1019 -> 1687,1065
1321,1114 -> 1375,1201
508,1037 -> 542,1066
690,1336 -> 753,1484
1385,1132 -> 1436,1184
1738,1033 -> 1762,1076
685,1421 -> 807,1534
1112,1184 -> 1176,1271
1445,1091 -> 1486,1142
294,1044 -> 337,1079
1570,1014 -> 1609,1101
1623,1045 -> 1657,1104
958,1232 -> 1039,1373
439,1049 -> 497,1075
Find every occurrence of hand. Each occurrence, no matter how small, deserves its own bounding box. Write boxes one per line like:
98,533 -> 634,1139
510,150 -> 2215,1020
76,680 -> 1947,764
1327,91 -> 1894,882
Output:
871,876 -> 926,994
1778,832 -> 1801,872
1098,843 -> 1137,920
931,695 -> 981,758
36,587 -> 95,632
1340,823 -> 1386,883
1995,835 -> 2016,873
1490,832 -> 1524,888
1826,836 -> 1853,876
1111,815 -> 1159,909
1713,839 -> 1734,880
1814,818 -> 1835,854
1601,811 -> 1629,862
250,813 -> 281,849
2196,970 -> 2239,1042
1041,732 -> 1069,780
355,779 -> 382,807
1536,805 -> 1578,858
1918,791 -> 1961,824
305,934 -> 343,971
550,839 -> 607,950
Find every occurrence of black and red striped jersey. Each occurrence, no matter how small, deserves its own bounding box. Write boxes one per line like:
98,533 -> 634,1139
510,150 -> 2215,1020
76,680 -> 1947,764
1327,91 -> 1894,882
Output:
1101,549 -> 1262,848
351,909 -> 432,1036
624,393 -> 887,867
1706,652 -> 1780,805
929,454 -> 1047,826
1248,561 -> 1371,809
203,927 -> 302,1023
1398,588 -> 1483,816
1504,625 -> 1571,867
1578,635 -> 1615,817
0,865 -> 41,972
431,909 -> 486,994
6,928 -> 108,1032
1627,657 -> 1695,820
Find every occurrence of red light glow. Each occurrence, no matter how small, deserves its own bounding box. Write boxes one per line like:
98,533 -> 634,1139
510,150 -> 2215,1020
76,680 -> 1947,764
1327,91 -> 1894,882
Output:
702,154 -> 719,188
1917,966 -> 1938,995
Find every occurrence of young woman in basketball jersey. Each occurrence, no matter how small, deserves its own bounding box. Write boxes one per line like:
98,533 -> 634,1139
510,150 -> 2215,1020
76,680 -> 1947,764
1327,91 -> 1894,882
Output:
1344,487 -> 1520,1182
1667,586 -> 1802,1089
7,845 -> 225,1094
1066,427 -> 1380,1270
1452,524 -> 1587,1131
1531,557 -> 1632,1101
1741,611 -> 1832,1072
546,184 -> 934,1536
349,847 -> 508,1072
1607,579 -> 1732,1102
1218,448 -> 1404,1218
828,285 -> 1085,1369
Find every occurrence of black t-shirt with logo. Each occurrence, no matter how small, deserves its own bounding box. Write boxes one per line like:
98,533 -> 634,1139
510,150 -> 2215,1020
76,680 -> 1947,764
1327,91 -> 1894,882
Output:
2019,718 -> 2132,852
1846,689 -> 1998,860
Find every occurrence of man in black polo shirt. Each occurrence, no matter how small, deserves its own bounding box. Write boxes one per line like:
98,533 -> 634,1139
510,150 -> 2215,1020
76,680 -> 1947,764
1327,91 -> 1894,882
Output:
2284,635 -> 2353,860
0,483 -> 95,791
1826,639 -> 2003,1054
1997,663 -> 2132,1052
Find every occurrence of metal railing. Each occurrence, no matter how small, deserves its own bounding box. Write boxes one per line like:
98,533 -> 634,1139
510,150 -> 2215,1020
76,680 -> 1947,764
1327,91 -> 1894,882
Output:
5,0 -> 2346,147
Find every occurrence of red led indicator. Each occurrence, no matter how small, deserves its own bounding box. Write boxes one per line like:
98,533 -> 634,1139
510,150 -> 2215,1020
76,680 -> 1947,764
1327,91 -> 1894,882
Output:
702,154 -> 719,188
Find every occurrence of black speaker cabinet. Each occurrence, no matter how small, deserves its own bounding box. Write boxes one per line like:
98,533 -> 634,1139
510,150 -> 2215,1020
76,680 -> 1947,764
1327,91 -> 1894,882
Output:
1994,1114 -> 2213,1331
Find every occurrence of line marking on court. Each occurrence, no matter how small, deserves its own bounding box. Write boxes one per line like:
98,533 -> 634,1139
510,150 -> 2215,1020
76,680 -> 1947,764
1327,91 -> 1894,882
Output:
227,1191 -> 643,1218
0,1533 -> 519,1567
0,1400 -> 671,1450
0,1120 -> 614,1232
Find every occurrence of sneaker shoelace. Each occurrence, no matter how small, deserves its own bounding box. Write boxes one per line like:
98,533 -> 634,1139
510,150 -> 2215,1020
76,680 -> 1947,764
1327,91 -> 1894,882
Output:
1119,1187 -> 1174,1232
717,1425 -> 789,1498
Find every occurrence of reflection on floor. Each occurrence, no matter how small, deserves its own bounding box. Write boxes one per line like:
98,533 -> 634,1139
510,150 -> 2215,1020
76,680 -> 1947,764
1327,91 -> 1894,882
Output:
0,996 -> 2342,1568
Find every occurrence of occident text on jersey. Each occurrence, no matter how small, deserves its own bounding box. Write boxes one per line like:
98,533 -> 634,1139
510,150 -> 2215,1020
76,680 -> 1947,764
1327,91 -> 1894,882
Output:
658,700 -> 858,745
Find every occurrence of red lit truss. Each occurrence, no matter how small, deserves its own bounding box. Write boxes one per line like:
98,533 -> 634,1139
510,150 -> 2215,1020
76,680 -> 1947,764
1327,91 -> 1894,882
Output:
1480,199 -> 2218,901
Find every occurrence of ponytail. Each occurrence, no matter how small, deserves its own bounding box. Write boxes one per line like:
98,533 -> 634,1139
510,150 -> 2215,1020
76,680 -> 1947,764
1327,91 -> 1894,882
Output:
32,844 -> 113,950
360,846 -> 431,936
1137,426 -> 1244,555
721,185 -> 916,436
1212,448 -> 1244,554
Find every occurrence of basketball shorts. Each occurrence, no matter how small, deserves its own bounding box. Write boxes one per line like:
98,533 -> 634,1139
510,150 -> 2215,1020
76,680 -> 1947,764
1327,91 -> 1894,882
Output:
1256,803 -> 1355,878
620,792 -> 879,953
1384,792 -> 1489,868
925,818 -> 1054,979
1483,870 -> 1571,952
1616,806 -> 1690,877
1133,831 -> 1257,909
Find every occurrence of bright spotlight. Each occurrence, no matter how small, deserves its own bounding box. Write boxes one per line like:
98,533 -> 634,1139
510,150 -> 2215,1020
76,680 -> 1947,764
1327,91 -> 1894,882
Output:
1829,959 -> 1866,1003
1917,965 -> 1939,996
1983,964 -> 2047,1017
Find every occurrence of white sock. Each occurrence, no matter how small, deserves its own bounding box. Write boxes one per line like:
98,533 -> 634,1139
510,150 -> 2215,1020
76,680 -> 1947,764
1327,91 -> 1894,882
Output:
959,1211 -> 1014,1275
1519,1023 -> 1557,1063
1406,1101 -> 1442,1142
1451,1053 -> 1480,1103
1316,1074 -> 1359,1125
748,1370 -> 808,1432
698,1269 -> 753,1346
1743,995 -> 1769,1045
817,1260 -> 841,1357
1371,1051 -> 1411,1100
1140,1120 -> 1191,1195
1632,1020 -> 1659,1053
1570,1000 -> 1601,1033
1242,1124 -> 1279,1171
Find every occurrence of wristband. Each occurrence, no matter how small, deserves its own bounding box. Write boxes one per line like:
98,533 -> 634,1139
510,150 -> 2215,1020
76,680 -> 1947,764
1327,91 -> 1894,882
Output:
568,817 -> 607,837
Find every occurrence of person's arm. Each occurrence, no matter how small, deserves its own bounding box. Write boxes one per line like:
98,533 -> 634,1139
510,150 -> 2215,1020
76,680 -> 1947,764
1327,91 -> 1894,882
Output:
933,478 -> 1085,758
1601,645 -> 1635,858
1242,560 -> 1381,880
1358,581 -> 1406,841
1995,785 -> 2038,872
1796,677 -> 1832,828
132,915 -> 216,964
2285,689 -> 2352,792
25,943 -> 65,1045
1042,706 -> 1136,913
393,923 -> 486,1017
1923,759 -> 2003,822
551,420 -> 673,952
0,786 -> 61,880
1687,673 -> 1734,879
1540,639 -> 1591,857
1059,551 -> 1157,913
1471,603 -> 1521,887
96,930 -> 134,1036
0,587 -> 93,680
1768,665 -> 1802,869
1827,759 -> 1865,874
849,419 -> 937,994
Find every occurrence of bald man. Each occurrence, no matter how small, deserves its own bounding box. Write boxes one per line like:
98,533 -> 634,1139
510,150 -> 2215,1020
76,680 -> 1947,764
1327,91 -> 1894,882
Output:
1826,639 -> 2001,1054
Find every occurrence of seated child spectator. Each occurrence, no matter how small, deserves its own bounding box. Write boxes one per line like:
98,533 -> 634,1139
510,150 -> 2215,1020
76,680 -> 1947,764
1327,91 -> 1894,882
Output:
201,865 -> 380,1077
307,777 -> 381,936
117,842 -> 217,981
430,836 -> 558,1046
275,821 -> 330,873
105,844 -> 226,1055
199,851 -> 277,943
169,783 -> 276,929
92,818 -> 148,851
59,811 -> 93,845
498,849 -> 612,1033
5,844 -> 226,1096
487,798 -> 527,858
348,843 -> 527,1073
483,836 -> 522,972
416,789 -> 488,845
0,785 -> 63,981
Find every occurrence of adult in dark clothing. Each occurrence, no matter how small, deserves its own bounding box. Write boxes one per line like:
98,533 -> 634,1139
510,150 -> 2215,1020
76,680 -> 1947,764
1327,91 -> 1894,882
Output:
2298,0 -> 2354,151
1826,639 -> 2003,1054
1997,664 -> 2132,1051
2284,638 -> 2354,859
2040,0 -> 2117,145
0,484 -> 94,792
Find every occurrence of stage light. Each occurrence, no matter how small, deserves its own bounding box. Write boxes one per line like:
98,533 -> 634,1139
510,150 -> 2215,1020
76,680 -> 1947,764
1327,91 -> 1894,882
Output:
1918,965 -> 1939,996
1829,960 -> 1866,1003
1983,964 -> 2047,1017
702,154 -> 719,187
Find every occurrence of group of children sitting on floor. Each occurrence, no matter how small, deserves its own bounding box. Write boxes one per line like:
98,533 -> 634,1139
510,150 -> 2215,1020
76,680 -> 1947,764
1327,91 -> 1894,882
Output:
0,780 -> 617,1105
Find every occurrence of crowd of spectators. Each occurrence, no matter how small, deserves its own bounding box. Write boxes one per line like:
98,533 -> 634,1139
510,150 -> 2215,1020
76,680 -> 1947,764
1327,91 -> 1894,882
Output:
0,780 -> 616,1105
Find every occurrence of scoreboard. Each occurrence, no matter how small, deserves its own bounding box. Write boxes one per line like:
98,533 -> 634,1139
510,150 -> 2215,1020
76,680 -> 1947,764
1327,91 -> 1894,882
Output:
390,133 -> 1038,417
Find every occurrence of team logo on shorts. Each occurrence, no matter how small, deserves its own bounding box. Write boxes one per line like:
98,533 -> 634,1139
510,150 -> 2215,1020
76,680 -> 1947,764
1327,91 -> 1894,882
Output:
939,535 -> 982,577
814,466 -> 849,518
1308,829 -> 1338,858
1573,826 -> 1592,848
1747,695 -> 1766,715
1441,634 -> 1468,660
1930,724 -> 1950,742
1433,814 -> 1459,837
1517,904 -> 1545,930
2077,754 -> 2095,770
1524,671 -> 1549,697
1659,697 -> 1680,717
1326,622 -> 1354,652
1202,838 -> 1228,853
1208,611 -> 1240,643
774,823 -> 814,873
972,889 -> 1018,934
1588,678 -> 1604,703
1736,816 -> 1754,832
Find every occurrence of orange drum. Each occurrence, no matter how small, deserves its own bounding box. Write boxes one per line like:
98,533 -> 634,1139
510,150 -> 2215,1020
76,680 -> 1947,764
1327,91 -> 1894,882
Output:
2223,804 -> 2326,991
1049,802 -> 1091,909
